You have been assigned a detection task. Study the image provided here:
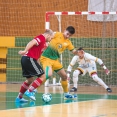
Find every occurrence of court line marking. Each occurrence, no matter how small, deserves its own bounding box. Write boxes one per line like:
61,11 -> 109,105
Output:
0,99 -> 116,111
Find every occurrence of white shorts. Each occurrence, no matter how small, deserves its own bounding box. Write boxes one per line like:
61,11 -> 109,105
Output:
77,64 -> 97,76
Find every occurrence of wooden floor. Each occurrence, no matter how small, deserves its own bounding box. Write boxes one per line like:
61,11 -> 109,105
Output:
0,99 -> 117,117
0,84 -> 117,117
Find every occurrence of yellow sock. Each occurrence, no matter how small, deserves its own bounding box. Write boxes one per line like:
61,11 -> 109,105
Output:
61,80 -> 68,93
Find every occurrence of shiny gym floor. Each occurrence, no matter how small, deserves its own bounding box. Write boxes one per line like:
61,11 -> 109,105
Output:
0,84 -> 117,117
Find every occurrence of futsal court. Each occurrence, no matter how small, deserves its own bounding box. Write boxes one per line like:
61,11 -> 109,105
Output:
0,83 -> 117,117
0,0 -> 117,117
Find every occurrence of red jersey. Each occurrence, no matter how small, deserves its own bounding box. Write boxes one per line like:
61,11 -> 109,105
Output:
25,34 -> 46,60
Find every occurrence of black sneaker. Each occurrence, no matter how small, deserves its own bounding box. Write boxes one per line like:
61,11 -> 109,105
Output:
70,87 -> 77,92
106,88 -> 112,93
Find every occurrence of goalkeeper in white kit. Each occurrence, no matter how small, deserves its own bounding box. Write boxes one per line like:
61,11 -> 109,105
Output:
67,47 -> 112,93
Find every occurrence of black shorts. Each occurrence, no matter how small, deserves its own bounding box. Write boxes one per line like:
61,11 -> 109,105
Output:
21,56 -> 44,78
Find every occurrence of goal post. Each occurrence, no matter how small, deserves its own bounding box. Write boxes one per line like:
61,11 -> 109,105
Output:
44,11 -> 117,87
45,11 -> 117,29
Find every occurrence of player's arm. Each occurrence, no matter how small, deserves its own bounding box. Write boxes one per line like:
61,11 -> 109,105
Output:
18,39 -> 37,55
67,40 -> 77,55
87,54 -> 110,75
67,56 -> 78,77
72,49 -> 77,55
97,58 -> 110,75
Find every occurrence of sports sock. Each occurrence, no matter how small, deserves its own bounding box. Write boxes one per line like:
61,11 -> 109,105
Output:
61,80 -> 68,93
73,70 -> 80,88
92,74 -> 108,89
18,81 -> 30,98
28,78 -> 43,92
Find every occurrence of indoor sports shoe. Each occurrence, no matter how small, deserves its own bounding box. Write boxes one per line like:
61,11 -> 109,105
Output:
25,90 -> 36,101
15,102 -> 28,108
33,89 -> 38,94
32,89 -> 37,96
70,87 -> 77,92
106,88 -> 112,93
15,97 -> 28,103
64,93 -> 77,99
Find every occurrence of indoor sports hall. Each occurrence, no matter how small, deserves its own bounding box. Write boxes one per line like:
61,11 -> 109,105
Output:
0,0 -> 117,117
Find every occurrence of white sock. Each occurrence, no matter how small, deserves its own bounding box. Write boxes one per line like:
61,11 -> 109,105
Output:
92,74 -> 108,89
73,70 -> 80,88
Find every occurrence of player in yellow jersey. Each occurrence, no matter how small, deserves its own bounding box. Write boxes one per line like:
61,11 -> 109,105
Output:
40,26 -> 77,99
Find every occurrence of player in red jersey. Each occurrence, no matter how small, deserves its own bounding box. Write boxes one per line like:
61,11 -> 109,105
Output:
15,29 -> 54,103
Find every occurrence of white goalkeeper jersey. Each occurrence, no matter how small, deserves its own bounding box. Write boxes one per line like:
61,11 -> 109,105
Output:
68,52 -> 103,70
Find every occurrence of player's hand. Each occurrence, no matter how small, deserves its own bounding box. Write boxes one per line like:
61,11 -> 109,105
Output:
67,73 -> 71,81
104,69 -> 110,75
67,77 -> 71,82
18,50 -> 27,55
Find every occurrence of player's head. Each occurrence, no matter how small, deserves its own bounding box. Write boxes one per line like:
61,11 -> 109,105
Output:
63,26 -> 75,39
44,29 -> 54,42
77,47 -> 85,59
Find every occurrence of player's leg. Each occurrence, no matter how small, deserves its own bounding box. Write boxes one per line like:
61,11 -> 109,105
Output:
53,60 -> 77,99
16,56 -> 34,102
91,73 -> 112,93
27,56 -> 53,96
16,77 -> 34,102
89,64 -> 112,93
57,69 -> 77,99
70,67 -> 85,92
53,60 -> 68,93
40,56 -> 53,86
24,57 -> 46,100
24,66 -> 53,101
70,69 -> 81,92
27,65 -> 53,92
25,74 -> 45,101
57,68 -> 68,92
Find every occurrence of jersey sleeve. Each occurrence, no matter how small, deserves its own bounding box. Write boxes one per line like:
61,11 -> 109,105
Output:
67,40 -> 74,51
86,53 -> 97,61
33,37 -> 42,45
70,56 -> 78,66
67,56 -> 78,72
86,53 -> 103,65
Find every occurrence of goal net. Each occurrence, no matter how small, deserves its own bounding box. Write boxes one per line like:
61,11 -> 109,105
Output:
45,11 -> 117,87
0,0 -> 117,111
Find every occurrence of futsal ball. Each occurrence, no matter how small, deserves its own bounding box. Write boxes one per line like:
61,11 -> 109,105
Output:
42,93 -> 52,103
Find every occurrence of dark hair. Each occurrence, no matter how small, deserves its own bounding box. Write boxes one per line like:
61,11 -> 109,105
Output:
77,47 -> 84,51
66,26 -> 75,34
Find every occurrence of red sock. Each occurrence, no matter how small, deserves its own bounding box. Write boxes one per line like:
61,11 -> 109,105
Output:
29,78 -> 42,92
20,81 -> 30,94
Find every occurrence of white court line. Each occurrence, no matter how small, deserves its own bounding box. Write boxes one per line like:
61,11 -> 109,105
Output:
0,98 -> 115,111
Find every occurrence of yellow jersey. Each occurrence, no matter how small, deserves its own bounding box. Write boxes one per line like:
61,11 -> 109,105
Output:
42,32 -> 74,60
